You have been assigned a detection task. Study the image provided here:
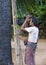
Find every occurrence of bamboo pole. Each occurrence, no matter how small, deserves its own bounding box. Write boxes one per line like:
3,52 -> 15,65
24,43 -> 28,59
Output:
11,0 -> 23,65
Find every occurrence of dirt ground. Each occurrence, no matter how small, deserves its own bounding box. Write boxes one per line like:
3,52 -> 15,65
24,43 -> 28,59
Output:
11,39 -> 46,65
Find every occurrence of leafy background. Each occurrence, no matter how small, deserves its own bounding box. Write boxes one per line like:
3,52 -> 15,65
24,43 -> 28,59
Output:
12,0 -> 46,39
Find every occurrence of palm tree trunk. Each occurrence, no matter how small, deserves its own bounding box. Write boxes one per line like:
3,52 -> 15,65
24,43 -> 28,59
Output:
0,0 -> 13,65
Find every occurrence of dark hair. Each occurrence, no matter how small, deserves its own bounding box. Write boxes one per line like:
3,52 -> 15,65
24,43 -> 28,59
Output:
32,16 -> 39,27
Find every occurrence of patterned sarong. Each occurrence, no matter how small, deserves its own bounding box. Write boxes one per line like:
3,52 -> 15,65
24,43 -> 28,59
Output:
25,42 -> 37,65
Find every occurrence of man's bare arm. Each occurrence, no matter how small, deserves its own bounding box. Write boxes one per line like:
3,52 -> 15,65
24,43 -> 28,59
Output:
20,17 -> 28,31
21,15 -> 31,32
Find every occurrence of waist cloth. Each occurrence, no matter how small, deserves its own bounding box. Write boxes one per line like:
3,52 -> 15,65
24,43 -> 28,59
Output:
25,42 -> 37,65
26,42 -> 37,48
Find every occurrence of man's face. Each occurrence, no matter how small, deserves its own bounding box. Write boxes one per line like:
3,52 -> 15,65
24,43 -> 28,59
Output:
29,19 -> 33,26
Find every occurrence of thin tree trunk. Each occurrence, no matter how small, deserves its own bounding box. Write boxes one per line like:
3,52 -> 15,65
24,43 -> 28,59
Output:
11,0 -> 23,65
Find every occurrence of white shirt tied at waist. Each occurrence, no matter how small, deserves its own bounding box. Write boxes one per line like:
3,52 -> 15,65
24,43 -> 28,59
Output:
25,26 -> 39,43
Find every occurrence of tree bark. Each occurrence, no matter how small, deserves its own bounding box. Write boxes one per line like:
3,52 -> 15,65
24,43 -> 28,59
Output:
11,0 -> 23,65
0,0 -> 13,65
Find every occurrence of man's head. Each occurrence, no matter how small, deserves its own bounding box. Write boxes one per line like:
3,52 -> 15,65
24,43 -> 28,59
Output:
28,15 -> 39,27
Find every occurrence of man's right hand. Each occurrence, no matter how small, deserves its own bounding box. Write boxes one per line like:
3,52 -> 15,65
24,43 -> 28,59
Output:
25,15 -> 31,22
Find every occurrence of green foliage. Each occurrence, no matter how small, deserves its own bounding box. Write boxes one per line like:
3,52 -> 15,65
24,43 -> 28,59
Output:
16,0 -> 46,21
16,0 -> 46,38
